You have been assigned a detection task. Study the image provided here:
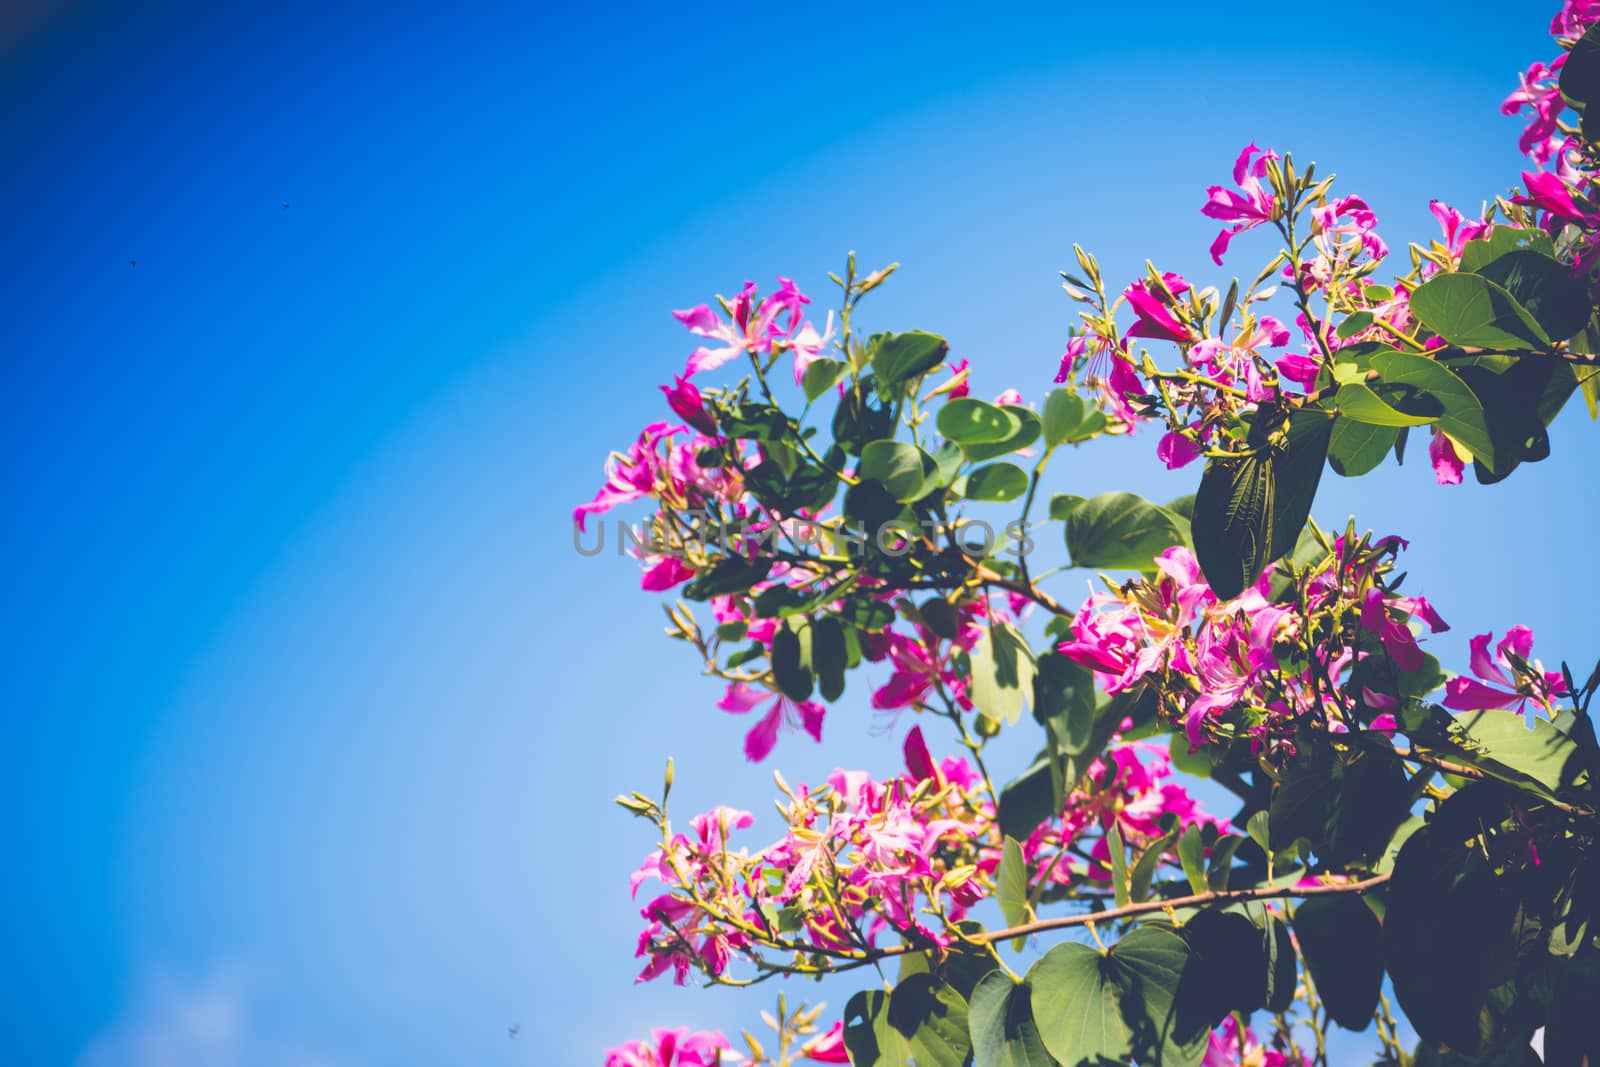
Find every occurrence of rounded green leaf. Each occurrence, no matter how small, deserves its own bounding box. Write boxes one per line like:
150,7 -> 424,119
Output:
1029,942 -> 1129,1066
965,462 -> 1029,502
969,622 -> 1037,726
858,440 -> 937,502
1333,382 -> 1437,427
872,330 -> 949,387
1192,453 -> 1272,601
965,406 -> 1043,463
1042,388 -> 1087,447
938,398 -> 1019,444
844,975 -> 972,1067
1368,350 -> 1496,472
1294,895 -> 1383,1030
1409,272 -> 1550,350
969,972 -> 1058,1067
1065,492 -> 1189,572
812,616 -> 846,702
771,622 -> 813,701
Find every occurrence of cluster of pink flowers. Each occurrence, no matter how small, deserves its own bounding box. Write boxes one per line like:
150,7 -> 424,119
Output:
629,727 -> 993,985
1203,1014 -> 1308,1067
573,421 -> 745,537
1017,739 -> 1225,892
1503,3 -> 1600,268
1057,539 -> 1448,751
674,278 -> 835,382
604,1024 -> 848,1067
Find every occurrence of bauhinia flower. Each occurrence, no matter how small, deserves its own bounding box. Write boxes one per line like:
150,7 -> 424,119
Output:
604,1028 -> 732,1067
1202,142 -> 1279,265
1443,626 -> 1568,715
718,681 -> 825,762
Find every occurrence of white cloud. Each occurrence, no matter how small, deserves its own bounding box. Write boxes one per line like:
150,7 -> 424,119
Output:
76,965 -> 342,1067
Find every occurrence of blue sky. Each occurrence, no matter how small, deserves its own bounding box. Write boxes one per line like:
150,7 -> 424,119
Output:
1,2 -> 1589,1064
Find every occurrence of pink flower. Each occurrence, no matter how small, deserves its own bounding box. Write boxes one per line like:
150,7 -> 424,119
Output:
1191,316 -> 1292,402
800,1022 -> 849,1063
1274,352 -> 1321,391
1429,200 -> 1491,262
945,357 -> 971,398
1124,274 -> 1194,343
1359,588 -> 1447,672
1202,143 -> 1279,265
1443,627 -> 1568,715
1312,195 -> 1389,263
675,277 -> 828,378
790,311 -> 837,385
574,422 -> 679,531
1552,0 -> 1600,38
1516,169 -> 1600,226
1501,59 -> 1568,160
1055,336 -> 1086,383
641,556 -> 695,591
718,682 -> 825,761
604,1028 -> 732,1067
1157,427 -> 1203,469
661,374 -> 717,436
1429,430 -> 1464,486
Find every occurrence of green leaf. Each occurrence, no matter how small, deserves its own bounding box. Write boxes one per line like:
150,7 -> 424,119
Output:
1130,830 -> 1177,903
1409,272 -> 1550,350
1267,409 -> 1333,563
1192,453 -> 1273,601
1560,19 -> 1600,106
1294,895 -> 1383,1030
843,975 -> 972,1067
683,556 -> 774,600
1033,653 -> 1097,755
1334,381 -> 1438,427
812,615 -> 847,702
1205,835 -> 1243,891
969,972 -> 1058,1067
965,406 -> 1044,463
1327,416 -> 1398,476
1107,927 -> 1209,1067
1179,910 -> 1268,1018
970,621 -> 1037,725
1065,491 -> 1190,572
858,440 -> 937,503
832,386 -> 894,456
995,836 -> 1032,929
1108,825 -> 1130,908
1049,494 -> 1086,521
998,754 -> 1058,843
965,462 -> 1030,502
1177,825 -> 1206,895
1029,943 -> 1130,1066
1336,310 -> 1374,338
1446,707 -> 1583,794
1476,249 -> 1595,343
872,330 -> 949,388
1043,389 -> 1088,447
802,357 -> 847,402
1369,350 -> 1497,472
1457,226 -> 1556,272
771,621 -> 813,701
938,397 -> 1018,445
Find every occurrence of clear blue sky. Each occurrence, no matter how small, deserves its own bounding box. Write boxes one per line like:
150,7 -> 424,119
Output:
2,2 -> 1588,1064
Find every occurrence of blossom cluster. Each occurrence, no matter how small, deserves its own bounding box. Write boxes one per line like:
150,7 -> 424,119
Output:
1057,537 -> 1446,751
628,728 -> 995,985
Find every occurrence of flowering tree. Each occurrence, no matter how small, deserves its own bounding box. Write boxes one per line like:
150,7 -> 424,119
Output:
585,5 -> 1600,1065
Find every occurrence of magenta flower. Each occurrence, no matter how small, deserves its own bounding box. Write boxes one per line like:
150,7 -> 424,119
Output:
944,357 -> 971,399
1202,143 -> 1278,265
1501,59 -> 1568,160
661,374 -> 717,436
574,422 -> 678,531
604,1028 -> 731,1067
718,681 -> 825,761
1191,316 -> 1292,402
1157,427 -> 1204,469
1274,352 -> 1321,391
1054,336 -> 1086,383
1123,274 -> 1194,343
799,1021 -> 850,1063
1552,0 -> 1600,38
1444,627 -> 1568,715
640,556 -> 695,591
674,277 -> 825,378
1359,587 -> 1448,672
1429,200 -> 1491,262
1428,430 -> 1464,486
1516,169 -> 1600,227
